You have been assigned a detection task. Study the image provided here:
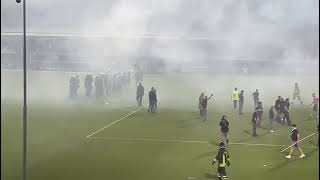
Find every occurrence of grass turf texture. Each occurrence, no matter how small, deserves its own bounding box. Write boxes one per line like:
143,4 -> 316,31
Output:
1,71 -> 319,180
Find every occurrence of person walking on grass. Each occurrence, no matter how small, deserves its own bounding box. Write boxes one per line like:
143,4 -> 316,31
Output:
212,142 -> 231,180
286,124 -> 306,159
220,115 -> 230,146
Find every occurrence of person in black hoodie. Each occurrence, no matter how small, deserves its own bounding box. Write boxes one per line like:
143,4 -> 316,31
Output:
148,87 -> 157,113
219,115 -> 230,146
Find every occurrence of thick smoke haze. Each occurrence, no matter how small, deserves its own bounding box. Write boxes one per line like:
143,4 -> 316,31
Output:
1,0 -> 319,108
1,0 -> 319,62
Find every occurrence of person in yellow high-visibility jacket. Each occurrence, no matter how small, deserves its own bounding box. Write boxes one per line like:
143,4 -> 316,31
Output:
231,88 -> 240,111
212,142 -> 231,180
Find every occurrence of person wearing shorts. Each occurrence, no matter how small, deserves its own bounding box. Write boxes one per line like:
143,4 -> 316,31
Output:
286,124 -> 305,159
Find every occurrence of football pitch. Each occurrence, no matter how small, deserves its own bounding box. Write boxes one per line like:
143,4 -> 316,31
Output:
1,71 -> 319,180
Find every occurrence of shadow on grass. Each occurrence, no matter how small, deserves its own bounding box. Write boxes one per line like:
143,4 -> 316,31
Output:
192,151 -> 215,160
177,119 -> 201,128
192,141 -> 218,160
234,130 -> 269,143
204,173 -> 219,180
268,148 -> 318,173
308,140 -> 318,147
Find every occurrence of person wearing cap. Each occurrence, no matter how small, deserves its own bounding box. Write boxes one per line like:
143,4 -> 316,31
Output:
212,142 -> 231,180
286,124 -> 306,159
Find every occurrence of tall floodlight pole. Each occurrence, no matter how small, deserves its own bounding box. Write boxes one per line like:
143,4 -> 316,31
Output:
16,0 -> 27,179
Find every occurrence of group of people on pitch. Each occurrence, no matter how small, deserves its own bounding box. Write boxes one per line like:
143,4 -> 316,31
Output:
136,82 -> 158,113
69,72 -> 131,99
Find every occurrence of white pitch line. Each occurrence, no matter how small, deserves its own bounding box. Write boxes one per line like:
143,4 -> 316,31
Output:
86,108 -> 141,138
86,136 -> 318,149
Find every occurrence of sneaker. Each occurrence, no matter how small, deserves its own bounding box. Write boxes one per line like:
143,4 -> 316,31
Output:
299,154 -> 306,158
285,155 -> 291,159
270,130 -> 274,133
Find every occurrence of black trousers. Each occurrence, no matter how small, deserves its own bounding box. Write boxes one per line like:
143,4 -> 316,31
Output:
217,167 -> 227,179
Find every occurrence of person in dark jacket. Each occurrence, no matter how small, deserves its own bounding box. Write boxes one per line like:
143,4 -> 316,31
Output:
252,111 -> 258,136
148,87 -> 157,113
239,90 -> 244,115
283,98 -> 291,126
219,115 -> 230,146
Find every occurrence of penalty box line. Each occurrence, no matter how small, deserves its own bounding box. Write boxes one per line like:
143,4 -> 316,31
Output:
86,136 -> 318,149
86,108 -> 142,138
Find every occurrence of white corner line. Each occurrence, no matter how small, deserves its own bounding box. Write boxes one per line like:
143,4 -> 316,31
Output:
86,108 -> 142,138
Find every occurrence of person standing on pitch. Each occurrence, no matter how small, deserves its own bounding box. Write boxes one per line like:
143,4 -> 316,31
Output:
212,142 -> 230,180
292,82 -> 303,104
286,124 -> 306,159
153,88 -> 158,112
256,101 -> 263,127
274,96 -> 283,123
148,87 -> 157,113
231,88 -> 240,111
199,92 -> 204,115
148,87 -> 154,112
220,115 -> 230,146
84,74 -> 93,97
201,94 -> 213,121
239,90 -> 244,115
252,110 -> 258,137
136,82 -> 144,107
283,98 -> 291,126
252,89 -> 259,108
310,93 -> 319,119
269,106 -> 275,132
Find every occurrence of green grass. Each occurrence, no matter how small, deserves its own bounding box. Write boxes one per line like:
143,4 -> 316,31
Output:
1,71 -> 319,180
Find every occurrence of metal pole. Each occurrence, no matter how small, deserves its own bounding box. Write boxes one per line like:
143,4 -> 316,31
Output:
22,0 -> 27,179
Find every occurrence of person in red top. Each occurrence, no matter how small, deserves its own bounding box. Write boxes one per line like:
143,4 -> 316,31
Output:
310,93 -> 319,119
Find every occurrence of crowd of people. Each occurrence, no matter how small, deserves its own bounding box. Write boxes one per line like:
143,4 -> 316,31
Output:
69,72 -> 131,99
